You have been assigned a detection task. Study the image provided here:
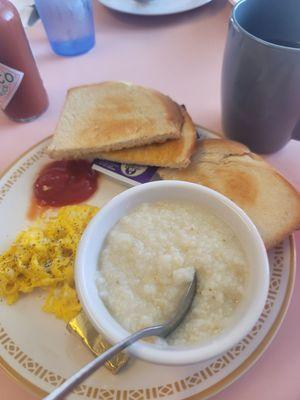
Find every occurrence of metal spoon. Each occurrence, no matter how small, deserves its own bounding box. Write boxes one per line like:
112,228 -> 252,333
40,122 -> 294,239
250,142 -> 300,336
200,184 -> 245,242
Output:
44,272 -> 197,400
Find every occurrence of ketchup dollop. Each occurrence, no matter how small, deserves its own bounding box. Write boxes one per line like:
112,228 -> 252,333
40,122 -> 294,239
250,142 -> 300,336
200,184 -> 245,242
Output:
34,160 -> 98,207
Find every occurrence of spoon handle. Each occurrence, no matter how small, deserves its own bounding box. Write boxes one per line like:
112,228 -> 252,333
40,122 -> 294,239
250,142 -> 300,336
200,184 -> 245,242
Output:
43,325 -> 161,400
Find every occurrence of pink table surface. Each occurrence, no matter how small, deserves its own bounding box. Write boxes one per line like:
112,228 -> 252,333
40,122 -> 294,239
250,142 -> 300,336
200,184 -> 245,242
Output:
0,0 -> 299,399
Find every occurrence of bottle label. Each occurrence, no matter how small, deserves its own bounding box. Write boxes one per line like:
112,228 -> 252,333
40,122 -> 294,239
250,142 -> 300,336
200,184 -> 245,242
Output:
0,62 -> 24,109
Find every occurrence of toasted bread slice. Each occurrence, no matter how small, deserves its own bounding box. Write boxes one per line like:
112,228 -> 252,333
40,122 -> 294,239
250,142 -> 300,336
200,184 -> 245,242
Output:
158,139 -> 300,249
47,82 -> 183,159
96,107 -> 196,168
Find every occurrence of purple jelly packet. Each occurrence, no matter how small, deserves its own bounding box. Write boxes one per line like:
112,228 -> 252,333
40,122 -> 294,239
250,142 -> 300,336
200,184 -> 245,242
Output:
92,125 -> 221,187
92,159 -> 158,186
196,125 -> 221,141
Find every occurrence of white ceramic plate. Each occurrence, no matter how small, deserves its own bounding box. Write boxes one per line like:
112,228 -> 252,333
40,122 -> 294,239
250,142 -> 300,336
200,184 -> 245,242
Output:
98,0 -> 213,16
0,137 -> 296,400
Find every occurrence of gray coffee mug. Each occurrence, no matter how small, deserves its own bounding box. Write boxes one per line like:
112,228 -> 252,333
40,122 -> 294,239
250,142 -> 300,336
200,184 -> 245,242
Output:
222,0 -> 300,153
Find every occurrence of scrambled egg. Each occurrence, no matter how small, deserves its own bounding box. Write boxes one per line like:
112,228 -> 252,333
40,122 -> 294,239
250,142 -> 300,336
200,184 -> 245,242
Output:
0,205 -> 98,322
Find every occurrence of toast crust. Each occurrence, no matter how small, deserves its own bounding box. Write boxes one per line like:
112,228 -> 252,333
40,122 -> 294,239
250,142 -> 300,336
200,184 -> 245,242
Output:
159,139 -> 300,249
47,82 -> 184,158
96,107 -> 197,168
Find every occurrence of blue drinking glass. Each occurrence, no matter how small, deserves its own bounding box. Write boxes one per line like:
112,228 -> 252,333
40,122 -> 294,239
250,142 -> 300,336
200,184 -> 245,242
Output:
35,0 -> 95,57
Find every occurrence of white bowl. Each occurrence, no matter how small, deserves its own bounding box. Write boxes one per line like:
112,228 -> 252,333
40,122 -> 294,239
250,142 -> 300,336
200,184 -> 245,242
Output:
75,181 -> 269,365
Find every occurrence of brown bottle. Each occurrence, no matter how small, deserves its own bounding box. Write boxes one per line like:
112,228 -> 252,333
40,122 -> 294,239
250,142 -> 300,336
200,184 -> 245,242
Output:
0,0 -> 48,122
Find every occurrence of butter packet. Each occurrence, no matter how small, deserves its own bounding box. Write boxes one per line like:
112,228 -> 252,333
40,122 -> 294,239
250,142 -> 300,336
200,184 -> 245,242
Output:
92,125 -> 221,187
67,311 -> 129,374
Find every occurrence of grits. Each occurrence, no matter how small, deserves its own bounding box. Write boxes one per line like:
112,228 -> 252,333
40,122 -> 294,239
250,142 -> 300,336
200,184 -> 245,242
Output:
97,201 -> 249,346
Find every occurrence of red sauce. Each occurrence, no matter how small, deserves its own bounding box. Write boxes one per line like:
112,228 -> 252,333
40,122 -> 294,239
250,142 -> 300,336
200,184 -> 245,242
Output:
33,160 -> 98,207
27,196 -> 50,221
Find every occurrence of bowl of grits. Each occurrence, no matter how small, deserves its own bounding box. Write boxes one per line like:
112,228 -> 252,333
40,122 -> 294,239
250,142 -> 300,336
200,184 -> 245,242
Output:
75,181 -> 269,365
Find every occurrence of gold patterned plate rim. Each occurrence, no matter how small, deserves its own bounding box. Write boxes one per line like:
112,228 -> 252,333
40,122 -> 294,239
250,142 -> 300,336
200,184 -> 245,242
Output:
0,135 -> 296,400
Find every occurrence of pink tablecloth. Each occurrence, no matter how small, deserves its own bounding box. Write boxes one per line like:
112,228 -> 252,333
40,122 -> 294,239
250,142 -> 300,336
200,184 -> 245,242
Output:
0,0 -> 299,398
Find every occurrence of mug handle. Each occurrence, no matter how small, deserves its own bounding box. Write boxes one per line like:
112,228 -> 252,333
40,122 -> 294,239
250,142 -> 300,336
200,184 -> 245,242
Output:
292,120 -> 300,140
